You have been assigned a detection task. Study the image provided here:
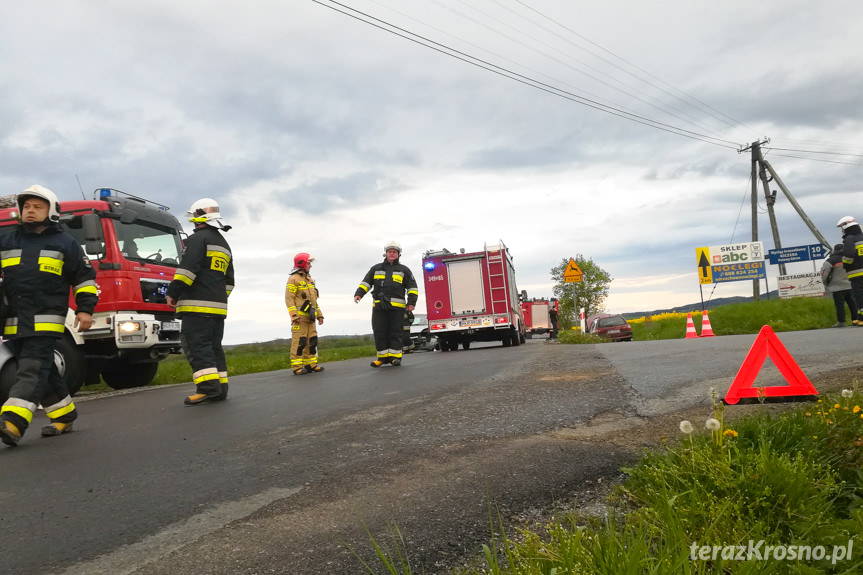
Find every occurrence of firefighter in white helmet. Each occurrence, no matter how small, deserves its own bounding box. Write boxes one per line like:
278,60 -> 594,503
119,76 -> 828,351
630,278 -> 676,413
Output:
167,197 -> 234,405
0,185 -> 99,446
838,216 -> 863,325
354,240 -> 419,367
285,252 -> 325,374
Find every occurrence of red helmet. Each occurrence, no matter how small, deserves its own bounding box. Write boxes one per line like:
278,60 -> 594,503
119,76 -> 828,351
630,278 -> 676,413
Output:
294,252 -> 314,270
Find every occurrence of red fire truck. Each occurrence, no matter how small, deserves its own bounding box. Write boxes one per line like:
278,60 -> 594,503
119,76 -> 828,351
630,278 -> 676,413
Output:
0,188 -> 185,400
521,297 -> 559,338
421,241 -> 525,351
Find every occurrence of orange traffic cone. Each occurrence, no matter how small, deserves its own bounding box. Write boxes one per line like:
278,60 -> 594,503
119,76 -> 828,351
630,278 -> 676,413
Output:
700,311 -> 715,337
685,313 -> 699,339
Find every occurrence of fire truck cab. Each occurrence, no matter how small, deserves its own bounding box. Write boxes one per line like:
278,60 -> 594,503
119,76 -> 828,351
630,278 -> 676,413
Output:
0,188 -> 184,401
422,241 -> 525,351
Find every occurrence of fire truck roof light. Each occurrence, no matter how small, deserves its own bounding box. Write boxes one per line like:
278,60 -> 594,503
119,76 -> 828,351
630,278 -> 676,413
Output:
99,188 -> 112,199
424,261 -> 436,271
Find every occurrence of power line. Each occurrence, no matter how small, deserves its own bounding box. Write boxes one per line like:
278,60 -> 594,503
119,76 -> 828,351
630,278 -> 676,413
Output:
312,0 -> 742,148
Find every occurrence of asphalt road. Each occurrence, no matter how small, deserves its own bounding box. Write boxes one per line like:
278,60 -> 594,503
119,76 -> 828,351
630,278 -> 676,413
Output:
1,328 -> 859,575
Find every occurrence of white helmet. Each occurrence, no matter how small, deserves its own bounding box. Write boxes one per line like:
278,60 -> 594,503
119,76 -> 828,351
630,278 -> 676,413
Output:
837,216 -> 858,230
17,184 -> 61,222
186,197 -> 229,230
383,240 -> 402,255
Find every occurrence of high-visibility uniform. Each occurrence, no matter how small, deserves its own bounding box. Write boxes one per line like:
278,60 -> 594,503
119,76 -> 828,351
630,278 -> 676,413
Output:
167,225 -> 234,401
841,224 -> 863,323
354,258 -> 419,363
284,268 -> 323,371
0,223 -> 98,437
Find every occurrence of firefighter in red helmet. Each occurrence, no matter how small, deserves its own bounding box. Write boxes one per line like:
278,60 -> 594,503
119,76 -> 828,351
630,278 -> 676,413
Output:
285,252 -> 324,375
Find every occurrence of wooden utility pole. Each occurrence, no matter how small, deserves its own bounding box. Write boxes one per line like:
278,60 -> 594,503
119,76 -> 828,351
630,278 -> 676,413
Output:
742,138 -> 831,301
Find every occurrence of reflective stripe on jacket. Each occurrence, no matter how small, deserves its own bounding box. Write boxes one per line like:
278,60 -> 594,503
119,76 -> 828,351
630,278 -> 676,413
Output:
354,258 -> 419,309
0,224 -> 98,339
285,269 -> 322,322
167,226 -> 234,318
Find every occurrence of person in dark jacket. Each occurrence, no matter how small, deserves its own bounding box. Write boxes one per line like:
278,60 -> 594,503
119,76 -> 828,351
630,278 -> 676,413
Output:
167,198 -> 234,406
0,185 -> 98,447
354,240 -> 419,367
822,243 -> 858,327
839,216 -> 863,324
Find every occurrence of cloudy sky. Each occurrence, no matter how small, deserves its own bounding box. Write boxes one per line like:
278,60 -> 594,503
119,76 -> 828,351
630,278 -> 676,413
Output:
2,1 -> 862,344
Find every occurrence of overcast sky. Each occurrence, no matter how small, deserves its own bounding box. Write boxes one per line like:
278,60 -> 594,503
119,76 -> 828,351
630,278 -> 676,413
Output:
2,1 -> 862,344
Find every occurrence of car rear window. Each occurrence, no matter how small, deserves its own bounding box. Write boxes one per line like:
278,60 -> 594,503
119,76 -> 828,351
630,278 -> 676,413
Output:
598,316 -> 628,328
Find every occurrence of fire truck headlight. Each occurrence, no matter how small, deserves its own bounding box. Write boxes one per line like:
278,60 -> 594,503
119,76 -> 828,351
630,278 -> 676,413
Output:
118,320 -> 144,334
424,261 -> 435,271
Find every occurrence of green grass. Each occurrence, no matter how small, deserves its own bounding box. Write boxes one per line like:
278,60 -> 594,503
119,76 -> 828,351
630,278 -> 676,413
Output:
629,296 -> 836,341
81,335 -> 376,391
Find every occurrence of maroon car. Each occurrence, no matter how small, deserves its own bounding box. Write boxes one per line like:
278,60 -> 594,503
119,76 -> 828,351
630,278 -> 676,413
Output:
585,313 -> 633,342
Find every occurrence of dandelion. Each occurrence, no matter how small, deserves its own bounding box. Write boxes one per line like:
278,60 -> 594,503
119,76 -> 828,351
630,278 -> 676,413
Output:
723,429 -> 738,438
834,403 -> 841,409
842,389 -> 853,398
679,420 -> 693,434
854,406 -> 861,414
805,411 -> 812,417
706,418 -> 721,431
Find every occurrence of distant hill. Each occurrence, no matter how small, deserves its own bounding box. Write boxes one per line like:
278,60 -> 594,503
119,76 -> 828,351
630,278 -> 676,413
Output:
622,291 -> 781,320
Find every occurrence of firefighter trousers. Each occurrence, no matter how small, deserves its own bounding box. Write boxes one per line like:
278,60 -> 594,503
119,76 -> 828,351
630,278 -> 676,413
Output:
290,319 -> 319,370
0,336 -> 77,436
372,306 -> 405,362
180,315 -> 228,400
851,277 -> 863,323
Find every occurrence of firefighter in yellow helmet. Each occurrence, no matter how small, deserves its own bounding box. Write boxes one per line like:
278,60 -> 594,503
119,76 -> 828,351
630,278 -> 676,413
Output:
285,252 -> 324,375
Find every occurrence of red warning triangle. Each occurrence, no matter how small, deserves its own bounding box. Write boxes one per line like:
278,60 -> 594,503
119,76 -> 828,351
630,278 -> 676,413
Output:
723,325 -> 818,405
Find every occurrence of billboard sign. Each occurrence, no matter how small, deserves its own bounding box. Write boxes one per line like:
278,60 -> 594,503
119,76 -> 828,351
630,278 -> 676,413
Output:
777,273 -> 825,299
768,244 -> 830,265
696,242 -> 766,284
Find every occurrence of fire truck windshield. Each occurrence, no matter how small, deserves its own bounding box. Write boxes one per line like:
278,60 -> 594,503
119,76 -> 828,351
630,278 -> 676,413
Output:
112,220 -> 182,266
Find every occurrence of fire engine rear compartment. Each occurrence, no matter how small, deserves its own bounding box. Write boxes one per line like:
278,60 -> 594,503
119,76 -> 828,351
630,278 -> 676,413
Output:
422,242 -> 524,351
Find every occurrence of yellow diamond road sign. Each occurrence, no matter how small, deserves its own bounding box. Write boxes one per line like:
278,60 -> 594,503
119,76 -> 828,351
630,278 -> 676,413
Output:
563,258 -> 583,283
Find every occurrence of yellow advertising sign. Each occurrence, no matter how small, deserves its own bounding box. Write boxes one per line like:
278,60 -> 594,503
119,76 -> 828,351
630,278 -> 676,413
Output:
695,247 -> 712,285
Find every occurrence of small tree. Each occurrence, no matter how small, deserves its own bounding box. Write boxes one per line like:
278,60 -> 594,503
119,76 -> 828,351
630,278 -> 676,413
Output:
550,255 -> 612,329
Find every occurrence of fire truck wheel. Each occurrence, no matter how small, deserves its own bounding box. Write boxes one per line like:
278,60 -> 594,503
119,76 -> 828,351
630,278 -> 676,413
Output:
512,330 -> 521,346
461,338 -> 471,350
55,335 -> 86,397
502,334 -> 512,347
101,360 -> 159,389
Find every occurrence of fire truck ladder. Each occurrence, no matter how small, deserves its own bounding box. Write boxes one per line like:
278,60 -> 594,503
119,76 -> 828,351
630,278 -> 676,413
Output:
485,240 -> 510,329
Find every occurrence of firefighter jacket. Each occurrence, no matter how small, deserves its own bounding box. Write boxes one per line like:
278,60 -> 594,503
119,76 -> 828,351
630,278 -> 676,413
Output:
167,225 -> 234,317
842,224 -> 863,280
354,258 -> 419,309
0,224 -> 98,339
285,268 -> 323,322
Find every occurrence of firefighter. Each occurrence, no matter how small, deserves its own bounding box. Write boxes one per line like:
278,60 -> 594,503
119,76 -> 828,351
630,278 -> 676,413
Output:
0,185 -> 98,447
167,198 -> 234,406
285,252 -> 325,375
354,240 -> 419,367
839,215 -> 863,325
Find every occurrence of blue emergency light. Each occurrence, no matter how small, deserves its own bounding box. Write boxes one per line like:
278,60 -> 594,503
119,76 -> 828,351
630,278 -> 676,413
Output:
424,261 -> 436,271
98,188 -> 112,199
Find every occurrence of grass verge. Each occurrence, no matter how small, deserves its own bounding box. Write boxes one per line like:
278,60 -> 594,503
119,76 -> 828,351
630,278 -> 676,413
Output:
363,386 -> 863,574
